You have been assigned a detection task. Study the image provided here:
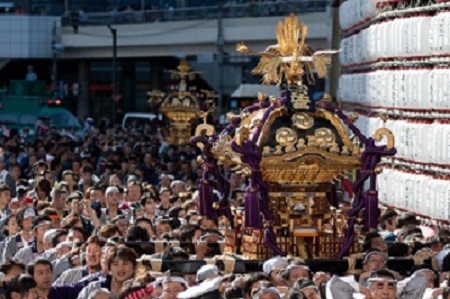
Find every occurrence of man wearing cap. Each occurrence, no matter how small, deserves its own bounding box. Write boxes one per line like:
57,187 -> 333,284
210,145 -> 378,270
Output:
2,206 -> 35,262
262,257 -> 288,287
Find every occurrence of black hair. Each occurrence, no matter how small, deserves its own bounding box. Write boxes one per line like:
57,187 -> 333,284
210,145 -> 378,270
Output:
168,218 -> 182,230
223,287 -> 244,299
442,252 -> 450,272
27,259 -> 53,276
362,231 -> 382,252
198,217 -> 219,228
134,217 -> 153,228
168,207 -> 184,219
3,274 -> 37,299
52,229 -> 68,248
387,242 -> 409,257
70,226 -> 85,240
32,215 -> 52,229
125,225 -> 149,256
2,215 -> 16,236
126,226 -> 149,243
397,214 -> 418,229
243,273 -> 270,298
161,247 -> 189,262
15,207 -> 31,229
0,260 -> 25,275
179,225 -> 202,243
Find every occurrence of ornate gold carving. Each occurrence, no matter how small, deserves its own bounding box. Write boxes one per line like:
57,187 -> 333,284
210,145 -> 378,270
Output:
262,146 -> 272,157
290,84 -> 310,110
150,61 -> 215,146
226,112 -> 238,121
194,112 -> 215,149
330,142 -> 340,154
274,145 -> 284,155
256,107 -> 288,147
201,90 -> 218,109
341,146 -> 350,155
211,135 -> 243,167
276,127 -> 298,148
236,15 -> 337,85
293,112 -> 314,130
306,136 -> 317,147
147,90 -> 164,104
314,128 -> 335,148
374,128 -> 395,150
312,110 -> 353,148
235,126 -> 251,147
297,138 -> 306,150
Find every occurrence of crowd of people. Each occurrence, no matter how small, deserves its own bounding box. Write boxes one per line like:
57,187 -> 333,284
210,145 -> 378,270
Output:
0,122 -> 449,299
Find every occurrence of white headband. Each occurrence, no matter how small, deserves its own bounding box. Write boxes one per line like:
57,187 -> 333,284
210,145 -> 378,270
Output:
367,278 -> 397,283
163,276 -> 189,289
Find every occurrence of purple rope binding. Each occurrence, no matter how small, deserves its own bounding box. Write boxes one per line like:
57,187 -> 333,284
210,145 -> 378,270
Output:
317,101 -> 396,258
231,92 -> 288,256
191,92 -> 288,257
191,135 -> 218,220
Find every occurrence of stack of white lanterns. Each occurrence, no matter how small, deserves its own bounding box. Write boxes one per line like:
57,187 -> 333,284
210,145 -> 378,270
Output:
340,11 -> 450,66
339,0 -> 380,31
354,116 -> 450,165
377,169 -> 450,220
339,2 -> 450,219
338,68 -> 450,109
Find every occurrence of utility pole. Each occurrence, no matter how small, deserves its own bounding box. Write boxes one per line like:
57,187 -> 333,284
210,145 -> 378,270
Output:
107,25 -> 117,124
216,0 -> 225,118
